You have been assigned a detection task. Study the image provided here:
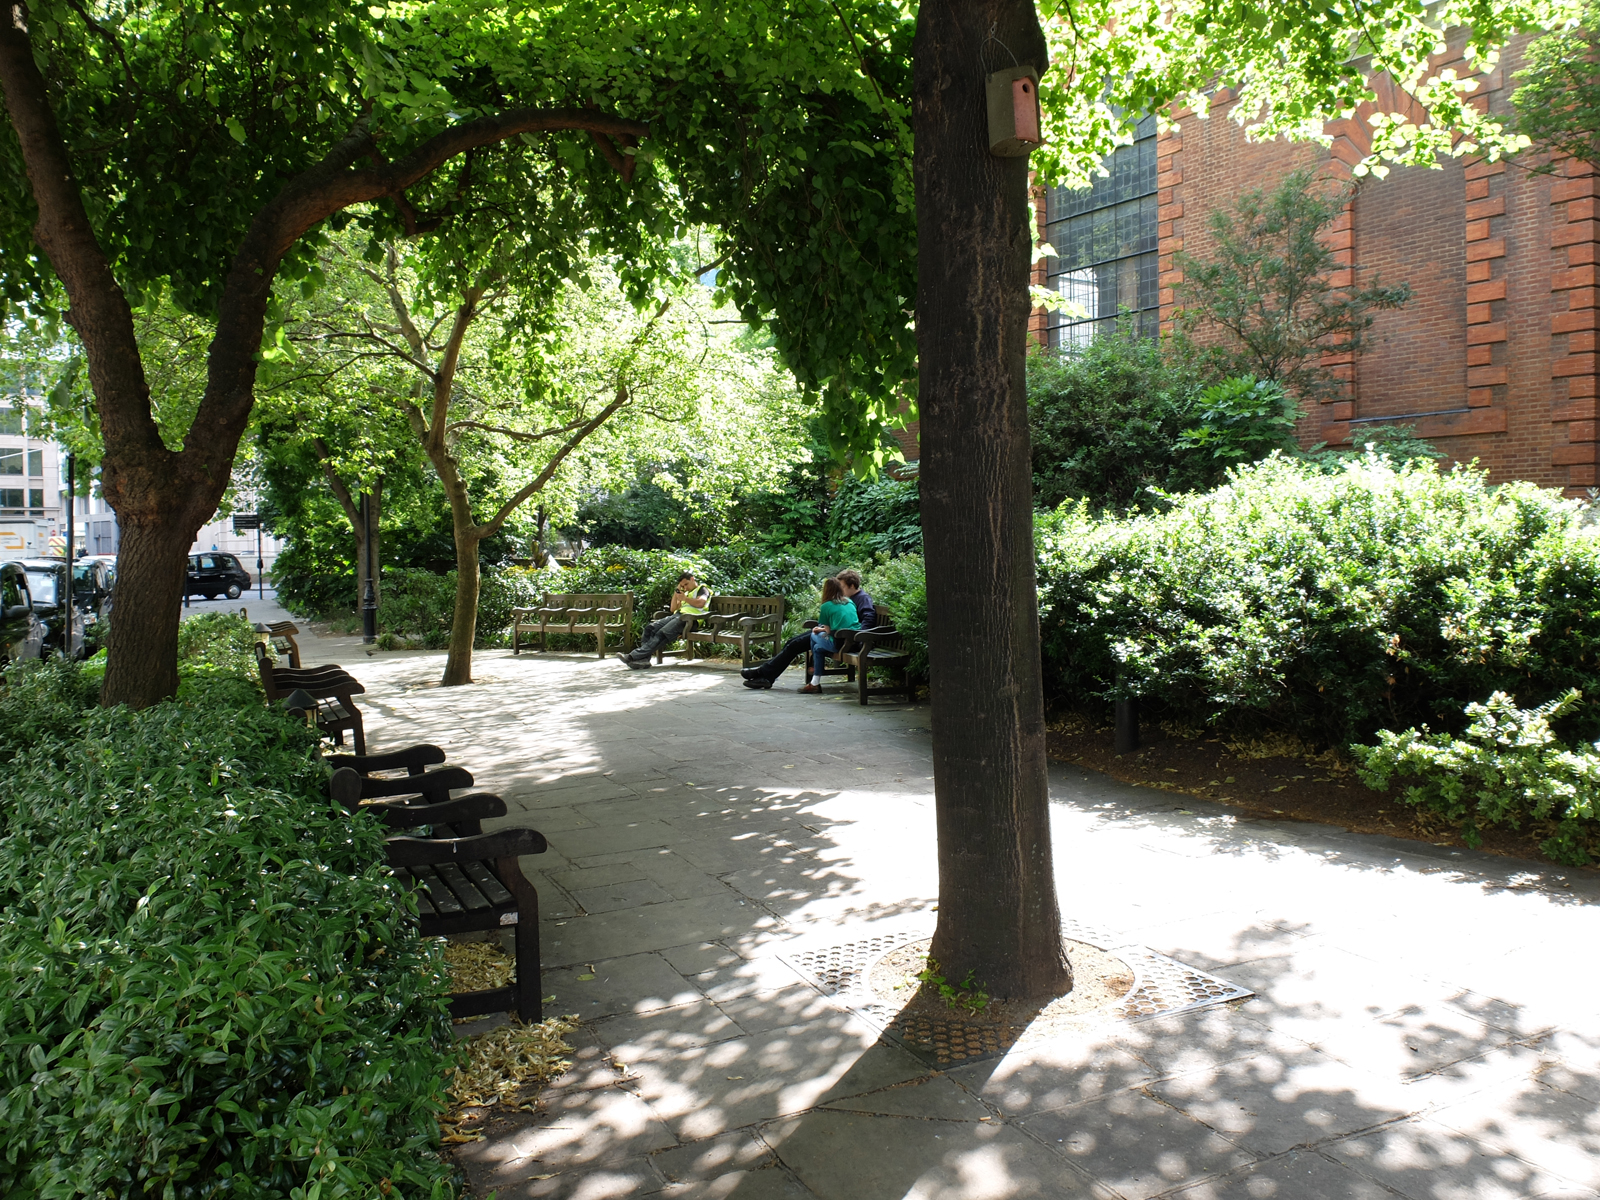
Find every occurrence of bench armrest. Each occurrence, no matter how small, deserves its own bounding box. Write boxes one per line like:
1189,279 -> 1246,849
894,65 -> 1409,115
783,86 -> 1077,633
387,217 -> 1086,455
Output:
386,826 -> 548,866
330,765 -> 474,808
738,614 -> 780,629
328,744 -> 446,775
536,606 -> 569,619
286,678 -> 366,700
851,627 -> 902,654
365,792 -> 508,829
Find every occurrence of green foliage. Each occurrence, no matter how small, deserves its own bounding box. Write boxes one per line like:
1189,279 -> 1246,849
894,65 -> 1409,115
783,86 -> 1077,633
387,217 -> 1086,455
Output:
370,567 -> 542,649
859,553 -> 929,678
0,657 -> 101,762
1177,376 -> 1302,463
1351,690 -> 1600,865
0,663 -> 455,1199
913,957 -> 990,1014
1512,2 -> 1600,168
1027,333 -> 1214,510
1173,170 -> 1411,400
827,473 -> 923,559
1036,454 -> 1600,746
176,611 -> 263,677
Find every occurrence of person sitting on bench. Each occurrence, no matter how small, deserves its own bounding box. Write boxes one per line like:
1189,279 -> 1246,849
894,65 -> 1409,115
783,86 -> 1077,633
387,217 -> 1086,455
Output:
796,576 -> 861,694
742,568 -> 876,690
616,572 -> 712,668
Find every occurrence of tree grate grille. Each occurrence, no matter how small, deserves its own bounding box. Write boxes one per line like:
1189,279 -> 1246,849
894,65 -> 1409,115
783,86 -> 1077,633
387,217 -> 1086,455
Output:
779,920 -> 1253,1068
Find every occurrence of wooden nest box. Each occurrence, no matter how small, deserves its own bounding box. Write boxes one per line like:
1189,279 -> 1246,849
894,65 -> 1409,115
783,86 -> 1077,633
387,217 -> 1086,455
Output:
986,66 -> 1041,157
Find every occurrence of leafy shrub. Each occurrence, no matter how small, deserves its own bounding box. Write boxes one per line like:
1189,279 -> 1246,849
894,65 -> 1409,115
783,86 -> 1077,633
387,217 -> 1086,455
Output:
860,553 -> 929,677
1036,453 -> 1600,745
0,666 -> 456,1199
827,473 -> 922,558
0,657 -> 101,762
177,610 -> 263,676
1176,376 -> 1300,463
1027,332 -> 1214,510
1351,690 -> 1600,865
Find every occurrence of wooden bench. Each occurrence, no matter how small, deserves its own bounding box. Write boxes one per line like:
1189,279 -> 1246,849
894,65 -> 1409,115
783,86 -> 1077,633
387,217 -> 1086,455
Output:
512,592 -> 634,657
264,621 -> 303,668
653,595 -> 786,666
329,755 -> 547,1021
813,606 -> 915,705
256,641 -> 367,753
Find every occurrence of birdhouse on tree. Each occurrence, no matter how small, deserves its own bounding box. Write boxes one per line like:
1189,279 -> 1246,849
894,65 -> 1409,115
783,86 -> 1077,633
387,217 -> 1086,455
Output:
987,66 -> 1041,157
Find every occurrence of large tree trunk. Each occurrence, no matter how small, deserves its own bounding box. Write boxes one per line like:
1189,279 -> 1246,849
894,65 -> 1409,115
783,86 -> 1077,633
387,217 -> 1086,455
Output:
916,0 -> 1070,1000
101,518 -> 192,704
443,481 -> 481,686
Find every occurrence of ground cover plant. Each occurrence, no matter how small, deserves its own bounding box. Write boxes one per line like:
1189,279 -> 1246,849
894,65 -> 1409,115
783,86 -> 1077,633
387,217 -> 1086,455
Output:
1352,690 -> 1600,865
0,619 -> 456,1199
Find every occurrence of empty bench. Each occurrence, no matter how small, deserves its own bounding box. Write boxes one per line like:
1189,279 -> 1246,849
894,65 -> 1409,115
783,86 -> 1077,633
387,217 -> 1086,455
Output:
330,748 -> 546,1021
257,641 -> 367,753
512,592 -> 634,657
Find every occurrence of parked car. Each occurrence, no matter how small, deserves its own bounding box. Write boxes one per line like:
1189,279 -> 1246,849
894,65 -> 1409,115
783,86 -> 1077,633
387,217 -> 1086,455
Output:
185,552 -> 251,601
18,557 -> 96,660
1,561 -> 45,669
74,556 -> 115,646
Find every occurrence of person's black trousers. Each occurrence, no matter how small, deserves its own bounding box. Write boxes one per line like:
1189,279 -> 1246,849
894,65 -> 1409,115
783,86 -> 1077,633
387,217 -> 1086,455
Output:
751,631 -> 812,680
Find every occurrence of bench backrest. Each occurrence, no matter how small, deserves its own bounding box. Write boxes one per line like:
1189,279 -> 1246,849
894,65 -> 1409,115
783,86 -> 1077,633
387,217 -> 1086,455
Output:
868,605 -> 895,630
542,592 -> 634,623
708,595 -> 784,621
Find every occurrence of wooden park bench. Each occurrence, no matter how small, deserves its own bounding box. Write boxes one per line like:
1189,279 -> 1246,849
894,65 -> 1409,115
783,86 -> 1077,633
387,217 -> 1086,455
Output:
652,595 -> 786,666
256,641 -> 367,753
264,621 -> 303,668
812,606 -> 915,705
512,592 -> 634,657
329,753 -> 547,1022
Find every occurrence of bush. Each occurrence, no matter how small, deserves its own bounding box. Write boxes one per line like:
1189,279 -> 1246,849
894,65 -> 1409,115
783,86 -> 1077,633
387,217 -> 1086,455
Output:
1036,453 -> 1600,746
860,553 -> 929,677
827,473 -> 922,558
177,610 -> 263,676
1351,690 -> 1600,866
0,662 -> 456,1199
1027,333 -> 1214,510
0,657 -> 101,761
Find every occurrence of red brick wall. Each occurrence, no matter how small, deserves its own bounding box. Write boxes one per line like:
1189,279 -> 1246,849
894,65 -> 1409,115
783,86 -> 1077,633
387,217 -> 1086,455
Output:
1139,36 -> 1600,495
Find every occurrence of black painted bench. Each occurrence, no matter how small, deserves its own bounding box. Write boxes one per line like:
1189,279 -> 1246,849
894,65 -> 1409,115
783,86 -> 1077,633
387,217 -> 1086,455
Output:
329,752 -> 546,1021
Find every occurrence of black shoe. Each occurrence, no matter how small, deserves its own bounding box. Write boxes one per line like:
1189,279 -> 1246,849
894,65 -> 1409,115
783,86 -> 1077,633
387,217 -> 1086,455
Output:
740,665 -> 764,679
743,677 -> 773,690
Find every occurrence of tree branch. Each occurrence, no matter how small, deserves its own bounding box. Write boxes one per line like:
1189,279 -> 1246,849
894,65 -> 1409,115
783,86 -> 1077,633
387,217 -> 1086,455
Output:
312,436 -> 363,535
477,384 -> 634,541
446,417 -> 590,443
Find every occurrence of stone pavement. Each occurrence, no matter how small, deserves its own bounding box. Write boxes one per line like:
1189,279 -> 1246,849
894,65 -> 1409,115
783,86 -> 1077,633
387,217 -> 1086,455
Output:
280,620 -> 1600,1200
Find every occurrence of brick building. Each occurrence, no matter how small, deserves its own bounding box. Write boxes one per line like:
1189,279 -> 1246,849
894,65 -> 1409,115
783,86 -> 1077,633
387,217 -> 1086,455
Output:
1031,36 -> 1600,496
873,38 -> 1600,497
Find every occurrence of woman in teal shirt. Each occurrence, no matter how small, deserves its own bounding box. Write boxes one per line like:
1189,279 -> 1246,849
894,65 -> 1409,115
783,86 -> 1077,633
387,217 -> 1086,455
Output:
801,577 -> 861,693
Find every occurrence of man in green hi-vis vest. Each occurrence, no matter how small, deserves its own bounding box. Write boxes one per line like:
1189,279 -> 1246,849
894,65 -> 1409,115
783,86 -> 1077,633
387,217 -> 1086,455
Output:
616,572 -> 711,669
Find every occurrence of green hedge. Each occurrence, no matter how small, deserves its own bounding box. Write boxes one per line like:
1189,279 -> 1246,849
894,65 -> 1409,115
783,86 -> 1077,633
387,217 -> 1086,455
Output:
1037,453 -> 1600,746
0,633 -> 456,1198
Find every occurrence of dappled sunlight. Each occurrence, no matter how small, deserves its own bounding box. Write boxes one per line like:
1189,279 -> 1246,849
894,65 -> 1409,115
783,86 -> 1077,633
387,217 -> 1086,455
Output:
327,647 -> 1600,1200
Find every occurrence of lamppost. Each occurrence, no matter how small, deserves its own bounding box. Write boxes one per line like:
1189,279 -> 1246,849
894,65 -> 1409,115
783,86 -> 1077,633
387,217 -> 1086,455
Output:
62,450 -> 74,657
361,490 -> 377,644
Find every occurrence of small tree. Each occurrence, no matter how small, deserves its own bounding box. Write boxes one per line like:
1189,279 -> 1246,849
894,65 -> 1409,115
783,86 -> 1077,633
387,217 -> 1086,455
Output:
1173,169 -> 1411,400
1511,3 -> 1600,168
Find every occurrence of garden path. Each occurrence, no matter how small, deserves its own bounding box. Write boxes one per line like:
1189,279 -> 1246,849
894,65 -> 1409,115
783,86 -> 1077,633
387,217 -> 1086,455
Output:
275,611 -> 1600,1200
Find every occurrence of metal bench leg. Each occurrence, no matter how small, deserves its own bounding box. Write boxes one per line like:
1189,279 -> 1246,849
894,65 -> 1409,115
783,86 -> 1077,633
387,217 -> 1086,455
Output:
859,665 -> 870,706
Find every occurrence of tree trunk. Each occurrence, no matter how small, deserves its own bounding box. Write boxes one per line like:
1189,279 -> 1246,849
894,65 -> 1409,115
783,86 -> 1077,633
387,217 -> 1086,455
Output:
100,517 -> 192,705
442,480 -> 481,686
916,0 -> 1070,1000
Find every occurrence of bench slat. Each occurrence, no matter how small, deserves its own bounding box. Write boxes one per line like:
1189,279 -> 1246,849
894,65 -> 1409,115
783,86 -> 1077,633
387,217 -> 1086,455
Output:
461,859 -> 515,906
393,867 -> 439,917
434,861 -> 493,911
411,864 -> 466,914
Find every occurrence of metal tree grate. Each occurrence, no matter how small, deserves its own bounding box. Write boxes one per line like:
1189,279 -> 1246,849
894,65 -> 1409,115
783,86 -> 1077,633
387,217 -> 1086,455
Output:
779,921 -> 1253,1067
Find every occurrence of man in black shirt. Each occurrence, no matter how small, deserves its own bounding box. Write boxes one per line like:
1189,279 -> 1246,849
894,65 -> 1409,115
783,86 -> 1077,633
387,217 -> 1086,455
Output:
742,568 -> 877,689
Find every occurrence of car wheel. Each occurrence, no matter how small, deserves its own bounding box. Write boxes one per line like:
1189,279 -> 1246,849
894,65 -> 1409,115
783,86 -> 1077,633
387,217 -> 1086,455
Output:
226,583 -> 242,600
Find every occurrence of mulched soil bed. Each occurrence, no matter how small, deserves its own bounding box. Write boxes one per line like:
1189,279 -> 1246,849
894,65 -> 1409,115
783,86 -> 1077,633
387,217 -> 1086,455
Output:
868,938 -> 1136,1064
1046,709 -> 1585,870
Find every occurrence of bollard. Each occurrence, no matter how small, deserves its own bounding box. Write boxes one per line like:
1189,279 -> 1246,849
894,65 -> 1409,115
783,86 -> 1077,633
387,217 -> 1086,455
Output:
1114,697 -> 1140,754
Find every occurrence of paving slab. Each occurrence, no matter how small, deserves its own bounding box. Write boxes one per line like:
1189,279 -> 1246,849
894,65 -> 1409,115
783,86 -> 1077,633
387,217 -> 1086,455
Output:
324,644 -> 1600,1200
